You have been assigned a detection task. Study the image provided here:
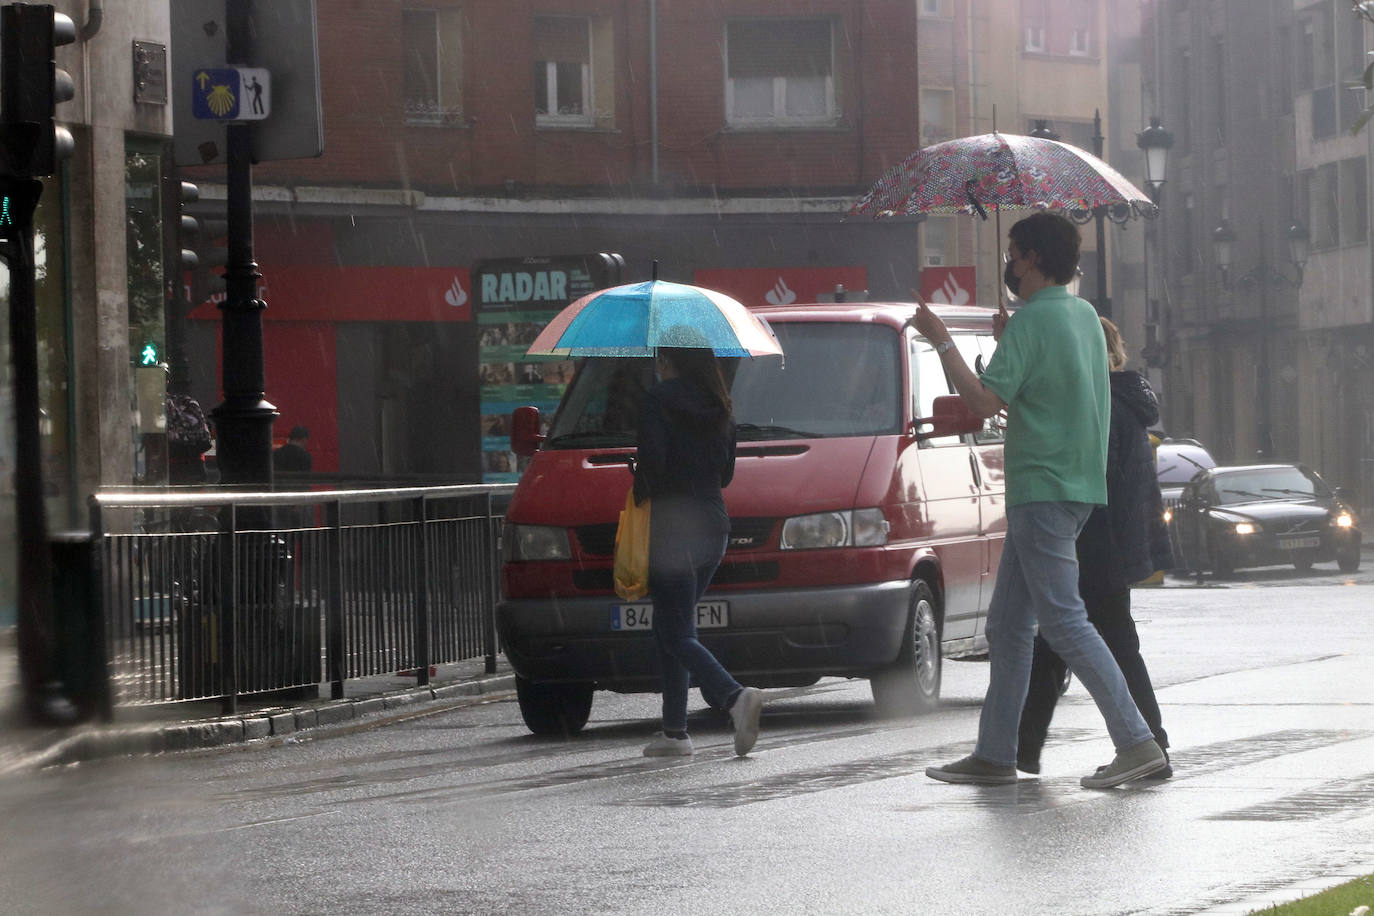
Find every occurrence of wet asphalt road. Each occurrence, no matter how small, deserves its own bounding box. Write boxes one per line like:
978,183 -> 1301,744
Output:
1,562 -> 1372,916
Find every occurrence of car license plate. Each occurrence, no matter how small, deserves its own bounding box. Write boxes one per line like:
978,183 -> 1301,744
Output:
1278,535 -> 1321,550
610,601 -> 729,631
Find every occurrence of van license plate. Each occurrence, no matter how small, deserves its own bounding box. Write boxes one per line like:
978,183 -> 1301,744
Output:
1278,535 -> 1320,550
611,601 -> 729,631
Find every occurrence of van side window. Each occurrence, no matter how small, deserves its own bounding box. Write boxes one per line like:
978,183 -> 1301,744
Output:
910,336 -> 963,446
971,332 -> 1005,444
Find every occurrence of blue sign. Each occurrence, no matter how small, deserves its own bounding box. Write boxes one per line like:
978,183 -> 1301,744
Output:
191,67 -> 271,121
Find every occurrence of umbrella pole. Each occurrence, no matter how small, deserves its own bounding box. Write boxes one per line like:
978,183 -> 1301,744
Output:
995,206 -> 1004,310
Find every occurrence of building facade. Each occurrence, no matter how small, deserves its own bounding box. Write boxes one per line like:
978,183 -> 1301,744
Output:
1143,0 -> 1373,513
178,0 -> 947,483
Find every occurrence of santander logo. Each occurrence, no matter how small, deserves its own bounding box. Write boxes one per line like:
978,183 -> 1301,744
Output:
445,276 -> 469,308
764,276 -> 797,305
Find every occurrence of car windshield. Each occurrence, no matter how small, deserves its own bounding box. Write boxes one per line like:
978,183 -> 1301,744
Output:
1157,447 -> 1215,483
543,321 -> 902,446
1213,467 -> 1328,504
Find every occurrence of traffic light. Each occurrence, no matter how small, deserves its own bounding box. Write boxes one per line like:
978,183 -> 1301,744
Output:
174,179 -> 227,308
0,3 -> 77,177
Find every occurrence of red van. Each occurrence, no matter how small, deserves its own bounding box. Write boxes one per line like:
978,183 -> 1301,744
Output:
498,302 -> 1006,735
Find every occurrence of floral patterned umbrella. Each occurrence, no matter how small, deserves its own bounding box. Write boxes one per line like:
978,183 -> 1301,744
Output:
847,131 -> 1157,220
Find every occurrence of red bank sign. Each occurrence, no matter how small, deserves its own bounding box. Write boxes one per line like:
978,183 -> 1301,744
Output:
188,266 -> 473,322
692,266 -> 868,307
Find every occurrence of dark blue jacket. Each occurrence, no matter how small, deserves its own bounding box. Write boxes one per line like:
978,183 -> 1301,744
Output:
633,377 -> 735,515
1077,370 -> 1174,602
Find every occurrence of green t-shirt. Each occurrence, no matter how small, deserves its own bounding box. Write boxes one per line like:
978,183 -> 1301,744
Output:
978,286 -> 1109,507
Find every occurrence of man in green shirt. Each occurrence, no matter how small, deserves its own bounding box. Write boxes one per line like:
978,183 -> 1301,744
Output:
911,212 -> 1168,789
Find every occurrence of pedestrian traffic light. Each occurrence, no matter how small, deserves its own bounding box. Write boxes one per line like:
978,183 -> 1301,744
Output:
0,3 -> 77,178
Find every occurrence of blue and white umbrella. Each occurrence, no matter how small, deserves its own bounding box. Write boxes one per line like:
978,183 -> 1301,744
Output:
526,279 -> 783,358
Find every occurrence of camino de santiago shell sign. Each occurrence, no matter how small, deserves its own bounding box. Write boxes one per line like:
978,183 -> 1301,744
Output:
472,254 -> 623,482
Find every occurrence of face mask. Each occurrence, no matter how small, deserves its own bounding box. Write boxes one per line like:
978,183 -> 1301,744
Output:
1003,259 -> 1021,297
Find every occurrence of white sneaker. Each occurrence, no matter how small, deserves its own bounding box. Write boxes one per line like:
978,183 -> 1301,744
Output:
728,687 -> 764,756
643,732 -> 694,757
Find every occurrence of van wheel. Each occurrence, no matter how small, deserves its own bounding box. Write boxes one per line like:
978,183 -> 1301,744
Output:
870,581 -> 942,717
515,676 -> 594,737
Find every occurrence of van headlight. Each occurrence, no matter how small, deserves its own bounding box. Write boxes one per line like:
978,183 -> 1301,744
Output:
1333,513 -> 1354,528
504,524 -> 571,561
780,508 -> 889,550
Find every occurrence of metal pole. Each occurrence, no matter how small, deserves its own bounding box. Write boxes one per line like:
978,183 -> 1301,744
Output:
1256,232 -> 1271,460
212,0 -> 277,489
5,188 -> 75,723
1092,109 -> 1109,317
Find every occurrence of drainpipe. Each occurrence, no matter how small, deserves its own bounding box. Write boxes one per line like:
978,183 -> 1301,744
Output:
649,0 -> 658,185
81,0 -> 102,40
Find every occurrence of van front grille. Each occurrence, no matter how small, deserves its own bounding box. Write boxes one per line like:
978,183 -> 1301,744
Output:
573,561 -> 780,591
576,517 -> 777,557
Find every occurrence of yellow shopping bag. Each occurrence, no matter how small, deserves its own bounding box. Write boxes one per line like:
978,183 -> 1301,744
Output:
613,489 -> 651,601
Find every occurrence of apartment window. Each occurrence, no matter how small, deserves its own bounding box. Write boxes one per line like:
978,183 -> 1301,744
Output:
726,19 -> 836,126
1306,3 -> 1339,139
919,0 -> 948,17
403,8 -> 463,125
1312,162 -> 1339,249
1210,36 -> 1226,145
534,16 -> 592,125
1340,8 -> 1367,127
920,88 -> 954,147
1340,157 -> 1368,244
1069,27 -> 1090,56
1177,49 -> 1192,153
1025,23 -> 1046,52
1180,192 -> 1195,274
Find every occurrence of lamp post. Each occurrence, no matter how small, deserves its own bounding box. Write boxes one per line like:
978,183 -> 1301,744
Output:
1031,112 -> 1113,316
1211,220 -> 1308,459
1136,117 -> 1173,367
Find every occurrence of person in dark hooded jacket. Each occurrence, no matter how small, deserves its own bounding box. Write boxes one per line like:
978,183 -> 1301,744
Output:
633,345 -> 763,758
1017,317 -> 1175,776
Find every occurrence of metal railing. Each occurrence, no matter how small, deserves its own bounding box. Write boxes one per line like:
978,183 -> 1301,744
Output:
90,483 -> 515,717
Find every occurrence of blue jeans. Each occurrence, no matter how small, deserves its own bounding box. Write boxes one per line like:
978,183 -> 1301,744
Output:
974,501 -> 1155,767
648,496 -> 740,733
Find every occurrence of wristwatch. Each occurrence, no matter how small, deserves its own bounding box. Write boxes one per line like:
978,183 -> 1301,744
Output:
934,340 -> 956,356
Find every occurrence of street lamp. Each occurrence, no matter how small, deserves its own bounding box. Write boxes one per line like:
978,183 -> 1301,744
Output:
1135,116 -> 1172,368
1210,220 -> 1307,459
1136,116 -> 1174,199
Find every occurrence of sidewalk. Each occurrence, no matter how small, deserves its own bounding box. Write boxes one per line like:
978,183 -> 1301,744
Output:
0,626 -> 515,775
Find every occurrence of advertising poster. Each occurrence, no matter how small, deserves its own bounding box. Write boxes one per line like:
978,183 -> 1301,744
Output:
472,254 -> 623,482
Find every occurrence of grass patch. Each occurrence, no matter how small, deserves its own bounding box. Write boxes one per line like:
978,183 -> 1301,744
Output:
1249,874 -> 1374,915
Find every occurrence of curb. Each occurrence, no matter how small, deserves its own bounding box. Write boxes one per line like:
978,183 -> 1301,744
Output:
2,672 -> 516,775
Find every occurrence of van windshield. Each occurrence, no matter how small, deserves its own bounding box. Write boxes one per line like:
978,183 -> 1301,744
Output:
543,321 -> 902,447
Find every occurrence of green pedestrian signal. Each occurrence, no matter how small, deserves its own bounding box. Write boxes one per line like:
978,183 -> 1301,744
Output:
139,341 -> 160,366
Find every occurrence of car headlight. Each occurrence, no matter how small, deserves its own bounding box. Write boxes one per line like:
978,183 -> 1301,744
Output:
1162,509 -> 1172,524
780,508 -> 889,550
504,524 -> 571,561
1334,513 -> 1354,528
1234,522 -> 1258,535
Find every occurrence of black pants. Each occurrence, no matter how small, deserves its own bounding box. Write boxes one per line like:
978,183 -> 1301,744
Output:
1017,585 -> 1168,766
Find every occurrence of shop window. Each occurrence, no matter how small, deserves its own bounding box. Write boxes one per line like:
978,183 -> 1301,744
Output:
920,88 -> 954,147
725,18 -> 837,127
403,8 -> 464,125
923,217 -> 952,267
534,15 -> 615,129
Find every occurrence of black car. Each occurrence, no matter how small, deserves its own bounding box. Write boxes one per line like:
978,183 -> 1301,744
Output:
1170,463 -> 1362,577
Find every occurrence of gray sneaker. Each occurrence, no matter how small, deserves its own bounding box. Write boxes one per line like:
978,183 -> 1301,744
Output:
926,754 -> 1018,785
729,687 -> 764,757
643,732 -> 695,757
1081,739 -> 1168,788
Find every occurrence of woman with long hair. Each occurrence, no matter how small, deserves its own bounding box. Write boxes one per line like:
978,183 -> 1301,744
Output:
634,345 -> 763,757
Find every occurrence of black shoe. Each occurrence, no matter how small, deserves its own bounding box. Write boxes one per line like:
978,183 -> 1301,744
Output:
1016,756 -> 1041,775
